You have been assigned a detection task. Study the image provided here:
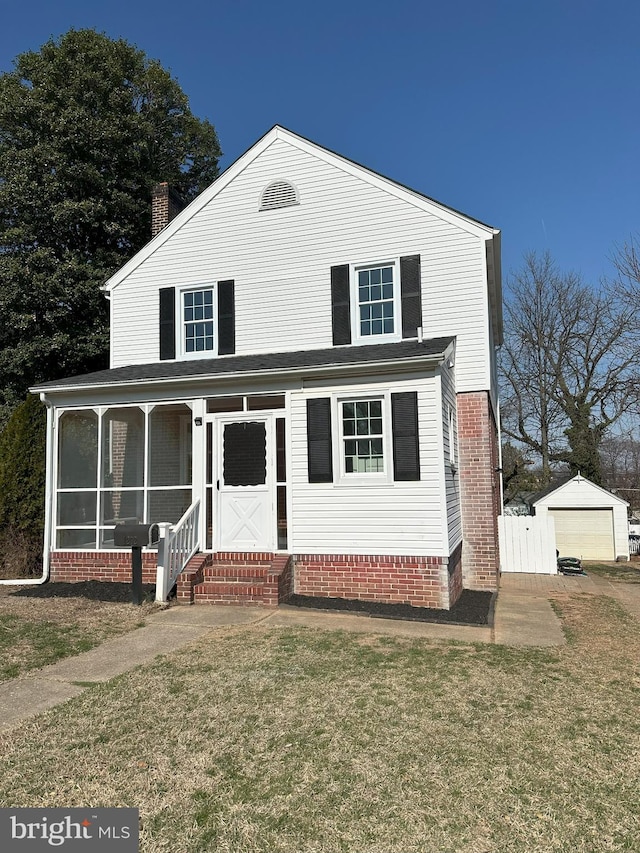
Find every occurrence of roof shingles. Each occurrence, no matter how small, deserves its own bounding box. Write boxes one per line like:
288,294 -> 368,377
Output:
33,338 -> 454,394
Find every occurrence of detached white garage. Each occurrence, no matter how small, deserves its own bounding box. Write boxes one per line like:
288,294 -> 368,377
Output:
532,474 -> 629,561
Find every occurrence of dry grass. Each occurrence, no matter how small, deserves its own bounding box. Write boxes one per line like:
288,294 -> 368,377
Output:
0,582 -> 158,681
0,529 -> 42,579
0,593 -> 639,852
583,560 -> 640,583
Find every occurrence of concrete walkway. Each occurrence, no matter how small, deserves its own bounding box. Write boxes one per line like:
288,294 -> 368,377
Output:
0,573 -> 633,732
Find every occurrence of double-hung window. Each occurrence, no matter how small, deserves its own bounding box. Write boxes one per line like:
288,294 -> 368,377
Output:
183,288 -> 215,354
330,255 -> 421,348
353,261 -> 401,343
306,392 -> 420,484
340,398 -> 385,476
160,280 -> 234,361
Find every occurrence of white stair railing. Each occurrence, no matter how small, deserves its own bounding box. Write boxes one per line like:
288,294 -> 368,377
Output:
155,500 -> 201,602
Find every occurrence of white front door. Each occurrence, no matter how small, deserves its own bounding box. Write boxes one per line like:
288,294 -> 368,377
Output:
216,414 -> 274,551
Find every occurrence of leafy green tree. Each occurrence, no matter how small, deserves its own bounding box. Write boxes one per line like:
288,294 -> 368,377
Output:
0,29 -> 222,423
0,394 -> 46,535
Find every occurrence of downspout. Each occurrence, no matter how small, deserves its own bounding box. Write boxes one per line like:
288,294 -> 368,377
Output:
0,394 -> 53,586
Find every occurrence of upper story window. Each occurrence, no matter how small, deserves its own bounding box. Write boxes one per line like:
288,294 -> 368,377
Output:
331,255 -> 419,348
160,280 -> 235,362
183,288 -> 215,353
357,265 -> 395,337
352,261 -> 401,343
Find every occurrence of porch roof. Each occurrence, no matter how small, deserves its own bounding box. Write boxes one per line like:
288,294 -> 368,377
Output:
32,338 -> 455,395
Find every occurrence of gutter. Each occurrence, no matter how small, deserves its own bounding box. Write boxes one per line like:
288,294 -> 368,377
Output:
0,396 -> 52,587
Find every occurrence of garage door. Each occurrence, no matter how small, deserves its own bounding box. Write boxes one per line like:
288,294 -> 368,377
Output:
549,508 -> 615,560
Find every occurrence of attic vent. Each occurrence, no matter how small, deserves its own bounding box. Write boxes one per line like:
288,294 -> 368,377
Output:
260,180 -> 299,211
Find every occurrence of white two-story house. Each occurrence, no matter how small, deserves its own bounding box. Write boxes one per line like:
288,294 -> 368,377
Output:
33,125 -> 502,610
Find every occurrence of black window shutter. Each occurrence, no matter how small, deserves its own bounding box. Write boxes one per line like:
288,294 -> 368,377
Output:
306,398 -> 333,483
391,391 -> 420,481
400,255 -> 422,339
159,287 -> 176,360
331,265 -> 351,345
217,279 -> 235,355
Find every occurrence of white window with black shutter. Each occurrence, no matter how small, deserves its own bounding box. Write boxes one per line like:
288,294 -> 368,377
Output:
306,392 -> 421,484
338,396 -> 387,480
158,280 -> 235,360
330,255 -> 422,347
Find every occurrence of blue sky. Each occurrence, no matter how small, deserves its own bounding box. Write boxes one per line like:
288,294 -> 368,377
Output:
2,0 -> 639,285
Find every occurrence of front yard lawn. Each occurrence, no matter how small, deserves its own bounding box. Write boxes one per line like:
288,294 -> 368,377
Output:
0,592 -> 639,852
583,561 -> 640,583
0,581 -> 156,681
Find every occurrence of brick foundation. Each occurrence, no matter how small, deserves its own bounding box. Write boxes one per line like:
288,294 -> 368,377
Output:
49,548 -> 462,610
49,551 -> 157,584
293,554 -> 451,609
457,391 -> 500,590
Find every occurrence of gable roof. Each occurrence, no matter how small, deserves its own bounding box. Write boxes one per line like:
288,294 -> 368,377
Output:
104,124 -> 501,294
32,337 -> 454,395
529,474 -> 574,505
531,474 -> 629,508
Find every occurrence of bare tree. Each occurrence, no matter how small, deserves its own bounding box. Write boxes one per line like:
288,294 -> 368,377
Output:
499,252 -> 640,485
600,433 -> 640,512
613,234 -> 640,295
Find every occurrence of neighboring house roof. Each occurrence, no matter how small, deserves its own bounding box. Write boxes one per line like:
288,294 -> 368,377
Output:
504,491 -> 537,508
32,337 -> 455,394
528,475 -> 574,505
102,125 -> 502,344
531,473 -> 629,508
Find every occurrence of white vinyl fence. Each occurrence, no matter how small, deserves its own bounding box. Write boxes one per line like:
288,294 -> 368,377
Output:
498,515 -> 557,574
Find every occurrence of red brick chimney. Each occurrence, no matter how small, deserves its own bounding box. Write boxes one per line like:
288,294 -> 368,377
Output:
151,182 -> 184,238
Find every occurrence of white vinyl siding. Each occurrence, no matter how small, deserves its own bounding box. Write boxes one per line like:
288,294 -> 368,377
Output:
289,374 -> 447,556
440,356 -> 462,552
110,138 -> 492,392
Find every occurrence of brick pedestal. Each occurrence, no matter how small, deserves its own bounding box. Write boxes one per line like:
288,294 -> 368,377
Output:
49,551 -> 157,583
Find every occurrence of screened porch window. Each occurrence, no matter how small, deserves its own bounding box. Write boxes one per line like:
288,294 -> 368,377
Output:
55,404 -> 192,549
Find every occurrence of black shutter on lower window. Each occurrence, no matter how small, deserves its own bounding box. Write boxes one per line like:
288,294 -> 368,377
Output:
331,264 -> 351,345
391,391 -> 420,481
159,287 -> 176,360
217,279 -> 235,355
307,398 -> 333,483
400,254 -> 422,339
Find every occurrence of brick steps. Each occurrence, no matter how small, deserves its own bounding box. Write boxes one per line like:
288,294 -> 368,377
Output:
176,553 -> 292,606
193,580 -> 270,604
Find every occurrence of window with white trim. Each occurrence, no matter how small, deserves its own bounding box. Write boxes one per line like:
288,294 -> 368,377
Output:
182,288 -> 214,353
353,261 -> 400,342
448,404 -> 456,466
341,399 -> 385,475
